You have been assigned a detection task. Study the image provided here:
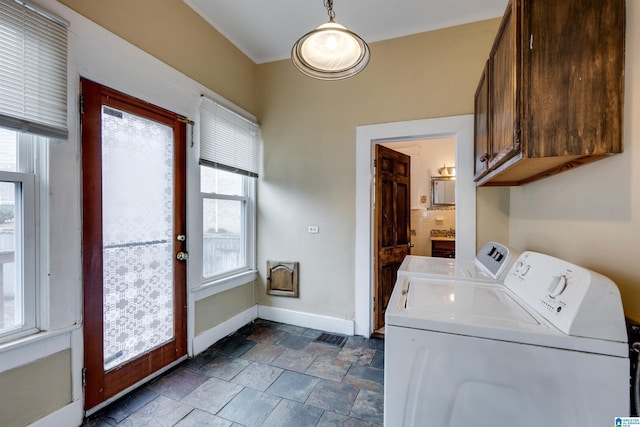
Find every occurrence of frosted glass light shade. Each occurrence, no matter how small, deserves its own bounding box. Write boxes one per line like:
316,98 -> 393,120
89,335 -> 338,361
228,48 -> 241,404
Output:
292,22 -> 370,80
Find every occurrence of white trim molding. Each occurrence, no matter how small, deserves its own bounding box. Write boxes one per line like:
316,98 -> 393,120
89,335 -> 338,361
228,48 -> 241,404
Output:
28,400 -> 84,427
258,305 -> 355,336
192,305 -> 258,355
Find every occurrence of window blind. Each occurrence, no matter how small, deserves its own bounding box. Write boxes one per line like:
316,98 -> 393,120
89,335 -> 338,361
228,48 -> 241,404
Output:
199,96 -> 259,178
0,0 -> 69,139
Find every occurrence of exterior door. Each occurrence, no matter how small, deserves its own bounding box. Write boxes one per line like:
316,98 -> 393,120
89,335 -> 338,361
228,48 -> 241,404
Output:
81,78 -> 187,411
374,145 -> 411,333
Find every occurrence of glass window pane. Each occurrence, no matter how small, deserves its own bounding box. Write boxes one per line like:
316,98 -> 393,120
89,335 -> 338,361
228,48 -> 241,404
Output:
0,128 -> 18,172
201,166 -> 244,196
0,182 -> 19,332
203,198 -> 245,277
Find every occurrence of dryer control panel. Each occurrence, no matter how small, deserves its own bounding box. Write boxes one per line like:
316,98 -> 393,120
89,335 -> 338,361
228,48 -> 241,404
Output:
474,241 -> 517,280
504,251 -> 626,342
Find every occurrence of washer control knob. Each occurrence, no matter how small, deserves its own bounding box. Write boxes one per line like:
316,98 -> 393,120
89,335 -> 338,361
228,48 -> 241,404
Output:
547,275 -> 568,299
514,261 -> 524,273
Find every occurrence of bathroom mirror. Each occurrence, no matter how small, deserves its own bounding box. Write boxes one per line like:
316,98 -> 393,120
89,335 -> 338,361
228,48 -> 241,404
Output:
431,176 -> 455,206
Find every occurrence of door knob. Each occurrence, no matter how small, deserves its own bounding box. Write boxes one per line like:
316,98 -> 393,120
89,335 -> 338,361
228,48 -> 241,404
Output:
176,251 -> 189,261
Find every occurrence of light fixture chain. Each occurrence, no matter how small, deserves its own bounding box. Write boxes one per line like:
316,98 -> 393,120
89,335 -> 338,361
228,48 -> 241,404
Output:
324,0 -> 335,21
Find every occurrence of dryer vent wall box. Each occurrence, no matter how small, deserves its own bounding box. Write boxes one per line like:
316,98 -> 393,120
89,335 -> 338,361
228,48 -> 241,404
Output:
385,250 -> 629,427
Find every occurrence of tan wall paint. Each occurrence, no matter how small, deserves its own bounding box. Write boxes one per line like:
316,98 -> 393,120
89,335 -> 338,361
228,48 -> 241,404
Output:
255,19 -> 502,320
56,0 -> 504,326
0,350 -> 71,427
58,0 -> 258,114
194,283 -> 255,335
509,0 -> 640,321
477,187 -> 510,251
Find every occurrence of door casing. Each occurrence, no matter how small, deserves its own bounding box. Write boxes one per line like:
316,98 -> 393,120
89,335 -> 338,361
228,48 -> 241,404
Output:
355,115 -> 477,337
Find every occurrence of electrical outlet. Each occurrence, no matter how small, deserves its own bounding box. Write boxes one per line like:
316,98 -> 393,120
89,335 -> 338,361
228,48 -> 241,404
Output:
308,225 -> 319,234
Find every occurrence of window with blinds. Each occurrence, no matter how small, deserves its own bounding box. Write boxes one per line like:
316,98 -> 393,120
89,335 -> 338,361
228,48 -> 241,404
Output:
198,97 -> 258,287
0,0 -> 69,140
0,0 -> 65,342
199,96 -> 259,178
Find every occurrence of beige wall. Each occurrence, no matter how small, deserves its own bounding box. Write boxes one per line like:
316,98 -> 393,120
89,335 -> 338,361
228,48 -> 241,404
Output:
0,350 -> 72,427
57,0 -> 502,329
194,284 -> 255,335
477,187 -> 510,251
58,0 -> 258,114
255,19 -> 501,321
509,0 -> 640,322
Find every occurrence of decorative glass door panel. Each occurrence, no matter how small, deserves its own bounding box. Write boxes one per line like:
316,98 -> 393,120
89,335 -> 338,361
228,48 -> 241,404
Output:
101,106 -> 175,371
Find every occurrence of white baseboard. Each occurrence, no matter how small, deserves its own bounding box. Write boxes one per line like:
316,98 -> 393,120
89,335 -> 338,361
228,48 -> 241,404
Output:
28,399 -> 83,427
191,304 -> 355,356
257,305 -> 355,336
192,305 -> 258,355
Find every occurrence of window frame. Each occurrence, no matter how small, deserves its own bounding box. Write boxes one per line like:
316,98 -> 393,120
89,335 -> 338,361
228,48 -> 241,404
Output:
199,164 -> 256,289
0,134 -> 38,343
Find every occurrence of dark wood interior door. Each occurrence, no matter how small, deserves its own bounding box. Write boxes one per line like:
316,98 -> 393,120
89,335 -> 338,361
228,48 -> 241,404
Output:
81,78 -> 187,411
374,145 -> 410,333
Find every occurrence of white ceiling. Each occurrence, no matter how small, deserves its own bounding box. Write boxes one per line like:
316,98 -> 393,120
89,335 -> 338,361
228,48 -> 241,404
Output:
184,0 -> 508,64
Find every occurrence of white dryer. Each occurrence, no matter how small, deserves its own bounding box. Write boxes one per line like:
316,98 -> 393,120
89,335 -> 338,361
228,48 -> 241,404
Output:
398,241 -> 518,282
384,251 -> 629,427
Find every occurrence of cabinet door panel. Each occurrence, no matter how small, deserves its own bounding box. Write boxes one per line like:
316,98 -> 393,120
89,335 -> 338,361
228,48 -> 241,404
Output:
474,61 -> 490,181
489,0 -> 520,170
525,0 -> 625,157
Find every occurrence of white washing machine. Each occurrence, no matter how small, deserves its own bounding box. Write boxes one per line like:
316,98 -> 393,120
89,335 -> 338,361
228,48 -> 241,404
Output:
384,251 -> 629,427
398,241 -> 518,282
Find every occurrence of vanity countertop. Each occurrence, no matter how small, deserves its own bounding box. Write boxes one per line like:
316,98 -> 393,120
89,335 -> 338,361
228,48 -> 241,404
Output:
430,236 -> 456,241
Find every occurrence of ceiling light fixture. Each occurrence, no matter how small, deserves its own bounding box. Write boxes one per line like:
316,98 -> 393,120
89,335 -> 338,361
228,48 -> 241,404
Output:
291,0 -> 370,80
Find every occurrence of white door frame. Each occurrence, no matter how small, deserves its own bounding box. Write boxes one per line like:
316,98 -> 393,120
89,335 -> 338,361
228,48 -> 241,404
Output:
354,115 -> 476,337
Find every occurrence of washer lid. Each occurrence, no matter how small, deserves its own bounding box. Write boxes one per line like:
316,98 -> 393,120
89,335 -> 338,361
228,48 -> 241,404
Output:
386,276 -> 627,357
404,279 -> 538,327
397,242 -> 518,282
398,256 -> 498,282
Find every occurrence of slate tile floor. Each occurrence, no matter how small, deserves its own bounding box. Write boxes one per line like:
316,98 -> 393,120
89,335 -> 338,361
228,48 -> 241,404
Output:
83,319 -> 384,426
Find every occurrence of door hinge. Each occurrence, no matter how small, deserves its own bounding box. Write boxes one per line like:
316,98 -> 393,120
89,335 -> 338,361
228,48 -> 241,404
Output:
177,116 -> 194,126
373,159 -> 377,168
79,95 -> 84,115
82,368 -> 86,387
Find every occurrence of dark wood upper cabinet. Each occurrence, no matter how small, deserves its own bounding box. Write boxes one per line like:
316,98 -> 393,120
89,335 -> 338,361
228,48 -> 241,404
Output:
474,0 -> 625,186
473,60 -> 490,181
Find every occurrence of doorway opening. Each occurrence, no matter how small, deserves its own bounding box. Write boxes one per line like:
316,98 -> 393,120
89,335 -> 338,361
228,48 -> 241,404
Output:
355,115 -> 476,338
379,137 -> 456,257
371,138 -> 456,337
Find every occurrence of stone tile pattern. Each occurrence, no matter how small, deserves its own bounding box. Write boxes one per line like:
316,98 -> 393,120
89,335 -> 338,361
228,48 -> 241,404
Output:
83,319 -> 384,426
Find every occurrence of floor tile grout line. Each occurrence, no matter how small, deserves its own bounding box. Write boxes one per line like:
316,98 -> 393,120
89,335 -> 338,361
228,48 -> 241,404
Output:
84,320 -> 384,426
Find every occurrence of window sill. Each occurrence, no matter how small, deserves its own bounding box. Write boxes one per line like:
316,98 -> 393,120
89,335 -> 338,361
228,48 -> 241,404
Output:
0,325 -> 82,373
192,269 -> 257,301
